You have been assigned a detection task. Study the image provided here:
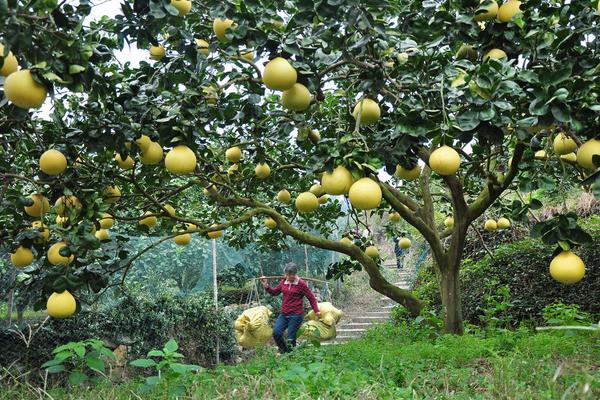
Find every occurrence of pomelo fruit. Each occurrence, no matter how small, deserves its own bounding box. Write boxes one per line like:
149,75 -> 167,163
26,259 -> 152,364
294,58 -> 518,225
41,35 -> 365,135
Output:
484,219 -> 498,232
195,38 -> 209,55
295,192 -> 319,213
576,138 -> 600,170
39,149 -> 67,176
207,224 -> 223,239
497,0 -> 522,23
4,69 -> 47,109
549,251 -> 585,284
165,145 -> 197,174
497,217 -> 511,229
390,212 -> 401,222
277,189 -> 291,203
0,43 -> 18,76
553,133 -> 577,155
24,194 -> 50,217
55,195 -> 82,216
429,146 -> 461,175
48,242 -> 74,265
395,164 -> 421,180
353,98 -> 380,125
140,141 -> 164,165
103,186 -> 121,204
226,146 -> 242,163
170,0 -> 191,16
47,290 -> 77,318
265,217 -> 277,229
255,162 -> 271,179
95,229 -> 109,241
484,48 -> 507,61
444,217 -> 454,228
348,178 -> 382,210
365,246 -> 379,259
115,153 -> 134,170
399,238 -> 412,249
174,233 -> 191,245
10,246 -> 33,268
262,57 -> 297,91
321,166 -> 353,195
32,220 -> 49,242
139,212 -> 157,228
213,18 -> 234,42
98,213 -> 114,229
149,45 -> 165,61
474,0 -> 498,22
281,83 -> 311,111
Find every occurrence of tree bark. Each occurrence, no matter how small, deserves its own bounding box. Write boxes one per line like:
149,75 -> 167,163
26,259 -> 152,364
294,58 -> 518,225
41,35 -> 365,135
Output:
440,265 -> 464,335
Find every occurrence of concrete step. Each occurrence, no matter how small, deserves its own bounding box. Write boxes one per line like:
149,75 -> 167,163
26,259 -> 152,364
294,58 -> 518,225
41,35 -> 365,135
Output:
340,322 -> 372,328
349,316 -> 389,323
347,311 -> 390,317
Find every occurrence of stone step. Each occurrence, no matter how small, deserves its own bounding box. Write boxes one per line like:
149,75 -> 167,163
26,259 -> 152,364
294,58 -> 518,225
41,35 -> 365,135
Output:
337,328 -> 366,334
339,322 -> 372,328
347,311 -> 390,317
349,316 -> 389,323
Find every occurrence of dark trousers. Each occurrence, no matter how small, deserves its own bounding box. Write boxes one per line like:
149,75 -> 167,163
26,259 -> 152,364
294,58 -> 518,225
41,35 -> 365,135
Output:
273,313 -> 304,353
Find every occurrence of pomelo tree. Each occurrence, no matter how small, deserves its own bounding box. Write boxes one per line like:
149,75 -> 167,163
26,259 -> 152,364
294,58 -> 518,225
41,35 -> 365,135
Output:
2,0 -> 599,333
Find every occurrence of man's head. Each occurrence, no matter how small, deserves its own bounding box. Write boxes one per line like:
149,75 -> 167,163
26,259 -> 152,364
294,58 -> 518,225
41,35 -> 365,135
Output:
283,262 -> 298,281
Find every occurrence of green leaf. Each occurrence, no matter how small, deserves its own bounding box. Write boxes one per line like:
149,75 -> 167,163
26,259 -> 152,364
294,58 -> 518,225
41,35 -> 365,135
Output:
86,357 -> 105,372
68,64 -> 86,74
68,372 -> 88,386
45,365 -> 65,374
163,339 -> 178,353
43,72 -> 68,83
147,350 -> 164,357
130,358 -> 156,368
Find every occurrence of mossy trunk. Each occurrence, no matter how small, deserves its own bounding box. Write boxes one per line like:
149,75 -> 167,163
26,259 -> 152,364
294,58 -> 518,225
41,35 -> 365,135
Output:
440,265 -> 464,335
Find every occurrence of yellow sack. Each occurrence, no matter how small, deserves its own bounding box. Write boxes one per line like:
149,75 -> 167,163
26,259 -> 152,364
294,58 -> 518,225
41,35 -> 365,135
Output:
305,302 -> 343,326
300,320 -> 337,341
234,306 -> 272,349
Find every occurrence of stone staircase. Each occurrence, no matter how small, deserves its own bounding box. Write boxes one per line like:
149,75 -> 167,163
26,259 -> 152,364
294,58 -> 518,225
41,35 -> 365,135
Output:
323,265 -> 414,345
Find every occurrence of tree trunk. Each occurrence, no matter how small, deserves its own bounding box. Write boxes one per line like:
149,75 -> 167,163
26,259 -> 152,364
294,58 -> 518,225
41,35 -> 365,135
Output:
440,266 -> 464,335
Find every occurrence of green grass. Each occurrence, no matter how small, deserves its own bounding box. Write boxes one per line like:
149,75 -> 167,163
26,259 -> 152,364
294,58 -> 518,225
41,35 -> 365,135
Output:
3,325 -> 599,399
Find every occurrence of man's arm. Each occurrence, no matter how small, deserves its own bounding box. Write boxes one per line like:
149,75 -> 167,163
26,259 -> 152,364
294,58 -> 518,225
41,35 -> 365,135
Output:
301,282 -> 320,315
263,279 -> 282,296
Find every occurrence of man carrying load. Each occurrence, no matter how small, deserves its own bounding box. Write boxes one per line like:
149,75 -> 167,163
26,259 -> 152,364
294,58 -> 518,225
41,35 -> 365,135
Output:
260,263 -> 320,353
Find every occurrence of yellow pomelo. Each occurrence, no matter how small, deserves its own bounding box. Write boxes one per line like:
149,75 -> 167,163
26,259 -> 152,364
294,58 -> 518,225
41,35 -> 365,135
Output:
399,238 -> 412,249
281,83 -> 311,111
497,0 -> 522,23
55,195 -> 82,216
390,212 -> 401,222
170,0 -> 191,16
55,215 -> 69,225
24,194 -> 50,217
340,237 -> 353,246
241,49 -> 254,60
185,222 -> 197,232
163,204 -> 176,217
203,86 -> 218,104
103,186 -> 121,204
40,149 -> 67,176
227,164 -> 238,175
48,242 -> 74,265
265,217 -> 277,229
0,43 -> 18,76
32,220 -> 50,242
395,164 -> 421,180
321,166 -> 353,195
535,150 -> 547,158
549,251 -> 585,284
207,224 -> 223,239
553,133 -> 577,155
560,153 -> 577,163
262,57 -> 297,91
47,290 -> 76,319
277,189 -> 291,203
576,138 -> 600,170
484,219 -> 498,232
98,213 -> 114,229
226,146 -> 242,163
149,45 -> 165,61
4,69 -> 47,109
497,217 -> 511,229
365,246 -> 379,259
115,153 -> 134,170
165,145 -> 197,174
353,98 -> 381,125
213,18 -> 234,42
140,141 -> 164,165
10,246 -> 33,268
444,217 -> 454,228
255,163 -> 271,179
474,0 -> 498,22
195,39 -> 209,55
484,48 -> 507,61
174,233 -> 191,245
309,184 -> 324,197
295,192 -> 319,213
139,212 -> 157,228
135,134 -> 152,151
95,229 -> 109,241
429,146 -> 461,175
318,194 -> 329,204
348,178 -> 382,210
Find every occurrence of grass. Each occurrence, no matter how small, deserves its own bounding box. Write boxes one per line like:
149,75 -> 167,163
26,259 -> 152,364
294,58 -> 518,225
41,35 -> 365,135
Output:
3,324 -> 598,400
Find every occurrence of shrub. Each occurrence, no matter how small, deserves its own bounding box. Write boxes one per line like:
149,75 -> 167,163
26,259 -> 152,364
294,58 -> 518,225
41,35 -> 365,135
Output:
413,217 -> 600,326
0,289 -> 235,380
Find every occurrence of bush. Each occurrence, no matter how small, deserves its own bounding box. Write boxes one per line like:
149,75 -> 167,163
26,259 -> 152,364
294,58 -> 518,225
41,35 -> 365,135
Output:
0,289 -> 235,379
414,217 -> 600,326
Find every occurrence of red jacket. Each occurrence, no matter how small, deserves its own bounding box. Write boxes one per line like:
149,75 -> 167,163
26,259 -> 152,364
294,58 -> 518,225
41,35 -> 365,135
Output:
265,278 -> 319,315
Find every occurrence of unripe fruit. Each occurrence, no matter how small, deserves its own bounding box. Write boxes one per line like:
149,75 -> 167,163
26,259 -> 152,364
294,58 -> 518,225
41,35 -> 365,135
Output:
553,133 -> 577,156
549,251 -> 585,284
576,138 -> 600,170
321,166 -> 353,195
390,212 -> 401,222
213,18 -> 234,42
365,246 -> 379,259
4,69 -> 47,109
277,189 -> 291,203
262,57 -> 297,91
10,246 -> 33,268
40,149 -> 67,176
429,146 -> 461,175
295,192 -> 319,213
255,163 -> 271,179
353,98 -> 380,125
47,290 -> 77,318
24,194 -> 50,217
281,83 -> 311,111
165,145 -> 197,174
484,219 -> 498,232
395,164 -> 421,181
348,178 -> 382,210
399,238 -> 412,249
226,146 -> 242,163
